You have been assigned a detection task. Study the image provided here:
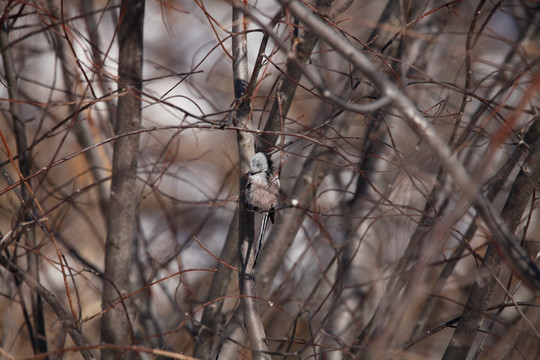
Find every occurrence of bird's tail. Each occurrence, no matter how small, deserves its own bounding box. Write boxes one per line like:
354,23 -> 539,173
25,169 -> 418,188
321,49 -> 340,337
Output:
254,212 -> 269,265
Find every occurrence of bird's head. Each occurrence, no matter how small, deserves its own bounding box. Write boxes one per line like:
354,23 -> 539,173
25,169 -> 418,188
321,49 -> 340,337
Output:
250,152 -> 269,175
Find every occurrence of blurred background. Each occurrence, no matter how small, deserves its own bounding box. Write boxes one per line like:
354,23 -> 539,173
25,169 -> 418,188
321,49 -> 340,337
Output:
1,0 -> 540,359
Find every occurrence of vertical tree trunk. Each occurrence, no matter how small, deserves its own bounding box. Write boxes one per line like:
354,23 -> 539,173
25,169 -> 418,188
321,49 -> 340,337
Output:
101,1 -> 145,359
232,3 -> 271,358
0,19 -> 47,357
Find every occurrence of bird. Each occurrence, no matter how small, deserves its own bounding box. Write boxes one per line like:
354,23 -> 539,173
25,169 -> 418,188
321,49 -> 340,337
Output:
245,152 -> 280,263
245,152 -> 280,222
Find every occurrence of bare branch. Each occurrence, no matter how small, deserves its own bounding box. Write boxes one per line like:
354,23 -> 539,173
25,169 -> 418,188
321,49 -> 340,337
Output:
279,0 -> 540,292
2,1 -> 539,359
1,12 -> 47,355
259,0 -> 334,153
232,3 -> 270,359
443,116 -> 540,359
193,211 -> 239,358
101,1 -> 145,359
0,256 -> 95,360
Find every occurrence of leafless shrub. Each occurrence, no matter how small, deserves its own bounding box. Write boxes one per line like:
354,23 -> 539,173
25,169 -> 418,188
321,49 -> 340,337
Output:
1,1 -> 539,359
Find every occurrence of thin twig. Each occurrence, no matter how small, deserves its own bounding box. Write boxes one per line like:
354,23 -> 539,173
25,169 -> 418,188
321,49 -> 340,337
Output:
0,256 -> 95,360
278,0 -> 540,292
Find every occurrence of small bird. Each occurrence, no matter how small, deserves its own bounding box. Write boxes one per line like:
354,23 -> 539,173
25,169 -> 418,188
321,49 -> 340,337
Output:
245,152 -> 280,263
245,152 -> 280,222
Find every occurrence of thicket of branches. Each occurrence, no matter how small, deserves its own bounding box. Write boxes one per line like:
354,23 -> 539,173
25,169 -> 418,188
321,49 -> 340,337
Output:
1,0 -> 540,359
